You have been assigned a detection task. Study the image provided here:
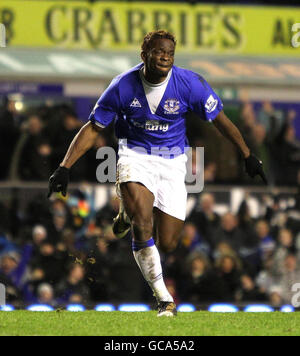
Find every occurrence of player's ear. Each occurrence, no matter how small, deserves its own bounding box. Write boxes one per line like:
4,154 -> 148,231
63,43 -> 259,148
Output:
141,51 -> 146,63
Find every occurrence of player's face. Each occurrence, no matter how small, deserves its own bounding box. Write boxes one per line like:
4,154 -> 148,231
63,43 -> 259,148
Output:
143,38 -> 175,77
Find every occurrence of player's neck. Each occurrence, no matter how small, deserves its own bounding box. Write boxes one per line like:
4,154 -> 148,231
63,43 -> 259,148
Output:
143,67 -> 168,85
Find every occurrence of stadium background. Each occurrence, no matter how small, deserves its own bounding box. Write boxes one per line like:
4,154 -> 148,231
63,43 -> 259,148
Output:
0,0 -> 299,312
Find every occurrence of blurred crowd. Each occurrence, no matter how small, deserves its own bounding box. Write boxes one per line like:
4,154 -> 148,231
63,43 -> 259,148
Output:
176,192 -> 300,307
0,96 -> 299,186
188,100 -> 300,186
0,97 -> 117,183
0,191 -> 144,307
0,186 -> 299,308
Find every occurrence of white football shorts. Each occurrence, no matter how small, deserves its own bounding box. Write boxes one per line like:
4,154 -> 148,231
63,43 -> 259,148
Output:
116,145 -> 187,221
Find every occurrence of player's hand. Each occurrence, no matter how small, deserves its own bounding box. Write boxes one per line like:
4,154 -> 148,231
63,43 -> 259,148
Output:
245,154 -> 268,185
47,166 -> 69,198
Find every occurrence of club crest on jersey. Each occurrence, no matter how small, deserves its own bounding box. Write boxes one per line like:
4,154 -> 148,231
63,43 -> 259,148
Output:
130,98 -> 142,108
205,95 -> 218,113
164,98 -> 180,114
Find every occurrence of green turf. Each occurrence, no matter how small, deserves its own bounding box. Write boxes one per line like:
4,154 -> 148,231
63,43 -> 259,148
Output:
0,311 -> 299,336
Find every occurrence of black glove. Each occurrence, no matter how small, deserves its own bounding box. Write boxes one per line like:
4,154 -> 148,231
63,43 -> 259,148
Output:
47,166 -> 69,198
245,154 -> 268,184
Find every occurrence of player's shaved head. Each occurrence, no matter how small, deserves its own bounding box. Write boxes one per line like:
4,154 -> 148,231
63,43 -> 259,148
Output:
141,30 -> 176,53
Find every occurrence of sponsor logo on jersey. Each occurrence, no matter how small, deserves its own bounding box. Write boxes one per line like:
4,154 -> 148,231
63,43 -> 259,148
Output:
145,120 -> 169,132
164,98 -> 180,114
205,95 -> 218,113
130,98 -> 142,108
130,119 -> 169,132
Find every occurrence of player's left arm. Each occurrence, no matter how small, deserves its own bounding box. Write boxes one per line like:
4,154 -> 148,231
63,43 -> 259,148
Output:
213,110 -> 268,184
213,110 -> 250,159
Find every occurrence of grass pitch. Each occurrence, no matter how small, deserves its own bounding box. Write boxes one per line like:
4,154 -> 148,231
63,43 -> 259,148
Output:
0,311 -> 299,336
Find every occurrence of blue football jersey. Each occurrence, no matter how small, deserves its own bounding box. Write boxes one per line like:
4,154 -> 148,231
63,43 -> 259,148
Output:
89,63 -> 223,154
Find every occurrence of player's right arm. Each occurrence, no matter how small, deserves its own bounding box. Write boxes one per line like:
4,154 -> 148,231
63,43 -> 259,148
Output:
48,77 -> 120,198
60,121 -> 102,169
47,122 -> 102,197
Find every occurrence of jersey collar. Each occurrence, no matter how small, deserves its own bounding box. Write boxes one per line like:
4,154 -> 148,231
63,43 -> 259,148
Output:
139,66 -> 173,88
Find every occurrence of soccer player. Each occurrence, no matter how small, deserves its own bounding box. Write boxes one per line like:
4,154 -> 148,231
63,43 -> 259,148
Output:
48,30 -> 267,317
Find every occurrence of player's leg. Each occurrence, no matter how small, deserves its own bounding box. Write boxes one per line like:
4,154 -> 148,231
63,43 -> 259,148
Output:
152,208 -> 183,317
153,207 -> 184,253
120,182 -> 154,241
151,155 -> 186,316
120,182 -> 175,311
113,151 -> 154,239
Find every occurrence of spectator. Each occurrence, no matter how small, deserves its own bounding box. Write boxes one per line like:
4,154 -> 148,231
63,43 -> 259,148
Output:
36,283 -> 56,306
215,254 -> 242,301
181,222 -> 210,255
204,162 -> 217,183
0,96 -> 20,180
55,263 -> 90,304
32,225 -> 48,246
46,199 -> 73,244
86,237 -> 112,302
269,286 -> 284,307
213,241 -> 237,260
49,107 -> 86,181
188,193 -> 220,242
0,233 -> 17,258
273,120 -> 300,185
272,228 -> 295,276
58,228 -> 86,262
236,274 -> 267,302
0,252 -> 19,278
275,254 -> 300,304
210,213 -> 245,253
17,115 -> 52,181
28,225 -> 48,260
264,194 -> 286,237
23,193 -> 53,228
256,257 -> 275,296
0,252 -> 22,302
285,191 -> 300,236
250,124 -> 271,179
30,241 -> 67,285
180,251 -> 225,303
255,220 -> 276,262
239,102 -> 257,153
257,101 -> 284,139
237,200 -> 259,249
